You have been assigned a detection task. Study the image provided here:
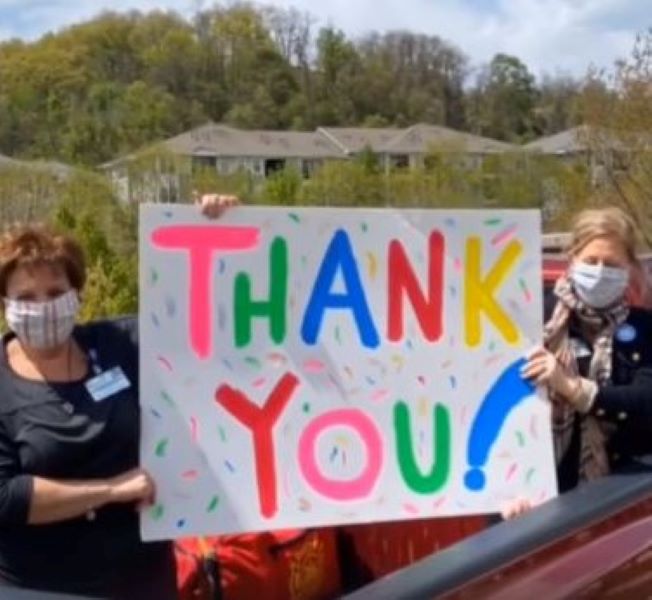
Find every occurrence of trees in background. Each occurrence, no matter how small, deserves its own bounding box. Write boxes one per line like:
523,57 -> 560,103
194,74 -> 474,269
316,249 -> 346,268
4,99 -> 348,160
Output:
0,5 -> 649,324
579,29 -> 652,246
0,3 -> 587,166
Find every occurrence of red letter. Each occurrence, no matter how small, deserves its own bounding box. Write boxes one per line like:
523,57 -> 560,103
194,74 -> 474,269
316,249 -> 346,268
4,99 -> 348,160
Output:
387,231 -> 445,342
152,225 -> 259,359
215,373 -> 299,519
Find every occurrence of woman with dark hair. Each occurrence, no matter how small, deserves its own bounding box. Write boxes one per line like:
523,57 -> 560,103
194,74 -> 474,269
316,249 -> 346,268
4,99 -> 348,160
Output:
0,195 -> 237,598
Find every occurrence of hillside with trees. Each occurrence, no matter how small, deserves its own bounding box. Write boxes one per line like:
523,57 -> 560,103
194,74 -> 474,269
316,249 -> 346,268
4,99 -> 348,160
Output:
0,5 -> 649,321
0,3 -> 584,165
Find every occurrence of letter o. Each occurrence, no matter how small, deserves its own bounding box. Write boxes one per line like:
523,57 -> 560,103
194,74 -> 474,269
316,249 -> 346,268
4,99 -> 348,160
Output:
298,409 -> 383,501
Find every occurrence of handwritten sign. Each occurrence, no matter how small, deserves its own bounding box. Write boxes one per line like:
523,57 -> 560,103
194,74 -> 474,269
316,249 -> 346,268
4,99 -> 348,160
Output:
139,206 -> 556,541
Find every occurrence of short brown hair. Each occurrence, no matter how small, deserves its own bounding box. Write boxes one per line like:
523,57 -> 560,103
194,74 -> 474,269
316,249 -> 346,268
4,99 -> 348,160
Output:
567,207 -> 639,264
0,225 -> 86,296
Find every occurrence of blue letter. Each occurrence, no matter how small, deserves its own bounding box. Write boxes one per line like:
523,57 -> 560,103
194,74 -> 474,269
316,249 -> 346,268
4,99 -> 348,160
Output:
301,230 -> 379,348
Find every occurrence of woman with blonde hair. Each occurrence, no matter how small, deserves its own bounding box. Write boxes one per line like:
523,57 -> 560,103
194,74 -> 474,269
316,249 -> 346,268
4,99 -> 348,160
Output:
509,207 -> 652,516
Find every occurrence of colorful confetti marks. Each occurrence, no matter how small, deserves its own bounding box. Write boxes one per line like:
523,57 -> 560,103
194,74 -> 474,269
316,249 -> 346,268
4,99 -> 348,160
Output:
403,503 -> 420,516
244,357 -> 262,369
371,389 -> 389,403
165,297 -> 176,318
526,468 -> 537,485
267,352 -> 288,367
492,223 -> 518,247
161,391 -> 175,407
366,252 -> 378,280
155,439 -> 169,458
150,504 -> 164,521
157,356 -> 173,372
516,431 -> 526,447
519,277 -> 533,303
182,470 -> 199,481
303,359 -> 327,374
207,496 -> 220,513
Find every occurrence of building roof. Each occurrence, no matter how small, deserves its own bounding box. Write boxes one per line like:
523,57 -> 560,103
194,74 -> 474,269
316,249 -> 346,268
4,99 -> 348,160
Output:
100,122 -> 523,169
523,125 -> 636,155
318,127 -> 402,154
379,123 -> 517,155
524,126 -> 592,154
164,122 -> 344,159
0,153 -> 73,179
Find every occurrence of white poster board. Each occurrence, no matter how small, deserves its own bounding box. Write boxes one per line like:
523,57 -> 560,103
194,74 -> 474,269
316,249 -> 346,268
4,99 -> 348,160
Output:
139,206 -> 556,541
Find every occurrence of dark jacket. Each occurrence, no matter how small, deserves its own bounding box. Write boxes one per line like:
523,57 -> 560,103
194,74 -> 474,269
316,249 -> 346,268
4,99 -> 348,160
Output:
544,294 -> 652,490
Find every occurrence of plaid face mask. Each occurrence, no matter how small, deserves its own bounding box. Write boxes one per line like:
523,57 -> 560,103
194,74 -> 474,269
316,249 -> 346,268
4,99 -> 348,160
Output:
4,290 -> 80,349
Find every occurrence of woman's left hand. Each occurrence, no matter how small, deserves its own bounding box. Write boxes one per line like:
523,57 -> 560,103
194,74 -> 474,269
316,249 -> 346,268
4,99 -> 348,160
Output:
521,346 -> 577,399
197,193 -> 240,219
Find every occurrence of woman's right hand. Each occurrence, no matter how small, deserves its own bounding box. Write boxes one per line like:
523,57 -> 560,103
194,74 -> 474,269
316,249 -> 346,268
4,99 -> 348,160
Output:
501,497 -> 533,520
107,468 -> 156,507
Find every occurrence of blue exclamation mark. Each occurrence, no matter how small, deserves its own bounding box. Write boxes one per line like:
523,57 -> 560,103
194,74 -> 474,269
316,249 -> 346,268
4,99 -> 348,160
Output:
465,358 -> 536,491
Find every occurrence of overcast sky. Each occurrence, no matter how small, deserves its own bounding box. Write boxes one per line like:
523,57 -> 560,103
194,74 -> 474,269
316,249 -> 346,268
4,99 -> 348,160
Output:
0,0 -> 646,79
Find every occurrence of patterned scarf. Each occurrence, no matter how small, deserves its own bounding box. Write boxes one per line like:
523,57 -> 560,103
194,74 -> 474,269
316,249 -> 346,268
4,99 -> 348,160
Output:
544,277 -> 628,482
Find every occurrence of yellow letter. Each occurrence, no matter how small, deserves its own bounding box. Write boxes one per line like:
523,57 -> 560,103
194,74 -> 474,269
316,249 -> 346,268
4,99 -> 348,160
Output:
465,237 -> 522,347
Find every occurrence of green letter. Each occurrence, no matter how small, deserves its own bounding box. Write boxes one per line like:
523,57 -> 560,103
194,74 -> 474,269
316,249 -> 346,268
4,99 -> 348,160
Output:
234,237 -> 288,348
394,401 -> 451,494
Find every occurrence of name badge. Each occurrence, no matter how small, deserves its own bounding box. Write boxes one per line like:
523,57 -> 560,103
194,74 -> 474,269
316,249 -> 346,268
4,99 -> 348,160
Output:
85,367 -> 131,402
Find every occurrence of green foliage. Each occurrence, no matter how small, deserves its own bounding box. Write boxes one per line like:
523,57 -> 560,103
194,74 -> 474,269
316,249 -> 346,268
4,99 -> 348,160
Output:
0,166 -> 138,321
467,54 -> 540,142
262,168 -> 302,205
0,4 -> 587,166
579,29 -> 652,247
254,149 -> 591,223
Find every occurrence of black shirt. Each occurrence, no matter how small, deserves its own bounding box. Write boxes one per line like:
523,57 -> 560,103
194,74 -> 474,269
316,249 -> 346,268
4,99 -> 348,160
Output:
0,317 -> 176,599
552,306 -> 652,491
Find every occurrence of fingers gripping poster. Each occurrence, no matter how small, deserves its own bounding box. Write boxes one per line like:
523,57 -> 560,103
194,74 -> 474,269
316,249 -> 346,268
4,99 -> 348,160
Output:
139,206 -> 556,540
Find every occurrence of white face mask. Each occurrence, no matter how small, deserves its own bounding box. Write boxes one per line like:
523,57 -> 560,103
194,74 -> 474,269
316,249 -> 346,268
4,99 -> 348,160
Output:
4,290 -> 80,349
569,262 -> 630,309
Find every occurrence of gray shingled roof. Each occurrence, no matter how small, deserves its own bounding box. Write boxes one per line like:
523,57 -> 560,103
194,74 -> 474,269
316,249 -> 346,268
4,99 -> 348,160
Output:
318,127 -> 402,154
164,123 -> 344,159
100,122 -> 524,169
524,126 -> 590,154
524,125 -> 635,154
0,153 -> 73,179
379,123 -> 517,154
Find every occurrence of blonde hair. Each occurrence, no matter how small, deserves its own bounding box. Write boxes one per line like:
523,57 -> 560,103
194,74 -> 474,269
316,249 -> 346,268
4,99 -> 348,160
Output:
567,207 -> 639,264
0,225 -> 86,296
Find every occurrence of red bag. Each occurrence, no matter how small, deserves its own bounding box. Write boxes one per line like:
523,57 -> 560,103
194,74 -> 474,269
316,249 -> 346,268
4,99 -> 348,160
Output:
176,529 -> 342,600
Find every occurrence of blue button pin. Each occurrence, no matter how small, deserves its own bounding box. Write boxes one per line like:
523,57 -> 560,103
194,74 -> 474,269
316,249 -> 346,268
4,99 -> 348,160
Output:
616,323 -> 637,343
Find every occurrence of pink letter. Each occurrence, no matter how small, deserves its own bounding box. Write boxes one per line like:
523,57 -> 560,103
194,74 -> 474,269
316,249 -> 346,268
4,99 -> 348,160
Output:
298,409 -> 383,501
152,225 -> 259,359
